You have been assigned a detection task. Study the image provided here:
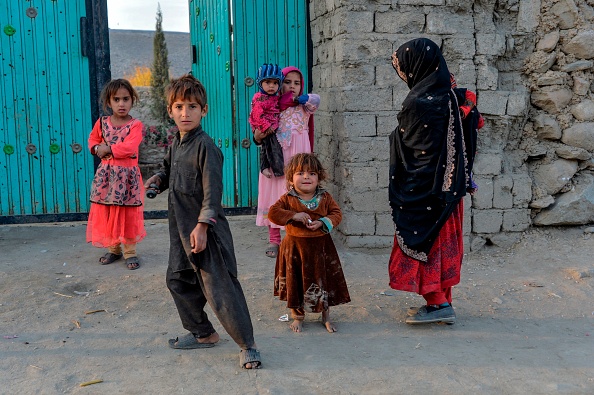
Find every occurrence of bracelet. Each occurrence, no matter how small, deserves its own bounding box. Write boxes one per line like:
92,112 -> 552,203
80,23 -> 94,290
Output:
93,145 -> 99,155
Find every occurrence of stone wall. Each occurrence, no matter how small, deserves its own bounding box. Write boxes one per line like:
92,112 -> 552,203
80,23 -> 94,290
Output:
309,0 -> 594,249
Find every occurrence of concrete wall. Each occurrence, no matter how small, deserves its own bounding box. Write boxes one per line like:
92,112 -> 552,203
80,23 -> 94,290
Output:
309,0 -> 594,249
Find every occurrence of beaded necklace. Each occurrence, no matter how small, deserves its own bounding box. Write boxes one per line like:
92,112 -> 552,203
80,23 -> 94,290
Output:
289,187 -> 323,210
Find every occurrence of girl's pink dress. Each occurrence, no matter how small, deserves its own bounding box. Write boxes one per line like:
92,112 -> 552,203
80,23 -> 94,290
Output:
86,116 -> 146,247
256,95 -> 319,227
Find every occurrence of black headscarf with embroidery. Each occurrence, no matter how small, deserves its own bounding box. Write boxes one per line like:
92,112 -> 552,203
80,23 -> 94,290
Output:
389,38 -> 471,262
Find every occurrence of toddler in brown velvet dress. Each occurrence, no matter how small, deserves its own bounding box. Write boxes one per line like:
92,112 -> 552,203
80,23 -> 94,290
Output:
268,153 -> 351,333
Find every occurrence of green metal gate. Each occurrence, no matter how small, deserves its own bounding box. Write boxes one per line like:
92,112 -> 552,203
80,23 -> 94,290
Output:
190,0 -> 309,208
0,0 -> 94,217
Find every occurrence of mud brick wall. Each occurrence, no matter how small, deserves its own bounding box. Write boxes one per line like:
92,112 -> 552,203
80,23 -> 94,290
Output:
309,0 -> 594,250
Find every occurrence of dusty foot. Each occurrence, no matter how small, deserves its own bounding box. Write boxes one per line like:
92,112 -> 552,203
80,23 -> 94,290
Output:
197,332 -> 220,345
244,343 -> 260,369
262,168 -> 272,178
322,310 -> 336,333
265,243 -> 278,258
290,319 -> 303,332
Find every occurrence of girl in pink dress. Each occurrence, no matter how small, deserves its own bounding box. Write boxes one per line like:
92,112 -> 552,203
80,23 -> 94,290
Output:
253,66 -> 320,258
87,79 -> 146,270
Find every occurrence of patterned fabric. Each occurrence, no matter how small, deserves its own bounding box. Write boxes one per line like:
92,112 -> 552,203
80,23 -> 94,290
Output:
388,200 -> 463,296
248,92 -> 280,132
276,95 -> 320,149
86,116 -> 146,248
389,38 -> 472,260
89,117 -> 144,206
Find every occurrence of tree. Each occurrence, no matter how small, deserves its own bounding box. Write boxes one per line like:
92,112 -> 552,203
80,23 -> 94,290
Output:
150,4 -> 171,124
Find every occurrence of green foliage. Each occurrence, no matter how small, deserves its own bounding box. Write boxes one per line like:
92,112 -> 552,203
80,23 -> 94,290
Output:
150,4 -> 171,125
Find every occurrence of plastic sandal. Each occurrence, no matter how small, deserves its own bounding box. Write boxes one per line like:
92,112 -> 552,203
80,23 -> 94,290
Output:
99,252 -> 123,265
239,348 -> 262,369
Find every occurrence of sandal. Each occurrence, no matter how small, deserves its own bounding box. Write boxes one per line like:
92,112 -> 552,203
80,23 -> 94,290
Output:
265,243 -> 279,258
125,256 -> 140,270
99,252 -> 123,265
168,333 -> 216,349
239,348 -> 262,369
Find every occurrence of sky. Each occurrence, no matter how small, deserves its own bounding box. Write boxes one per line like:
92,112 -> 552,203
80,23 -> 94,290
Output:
107,0 -> 190,33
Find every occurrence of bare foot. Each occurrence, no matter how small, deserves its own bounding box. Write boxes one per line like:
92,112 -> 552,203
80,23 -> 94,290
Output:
322,310 -> 336,333
197,332 -> 220,345
290,319 -> 303,332
243,343 -> 260,369
262,168 -> 272,178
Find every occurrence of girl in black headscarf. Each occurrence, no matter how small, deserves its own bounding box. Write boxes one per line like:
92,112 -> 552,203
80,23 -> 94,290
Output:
388,38 -> 478,325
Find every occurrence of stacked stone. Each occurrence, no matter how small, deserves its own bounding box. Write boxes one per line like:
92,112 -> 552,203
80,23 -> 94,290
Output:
526,0 -> 594,226
309,0 -> 540,249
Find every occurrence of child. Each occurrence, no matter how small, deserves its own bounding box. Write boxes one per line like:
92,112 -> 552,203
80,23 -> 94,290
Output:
144,74 -> 261,369
268,153 -> 350,333
388,38 -> 476,325
450,73 -> 483,194
87,78 -> 146,270
254,66 -> 320,259
248,63 -> 284,178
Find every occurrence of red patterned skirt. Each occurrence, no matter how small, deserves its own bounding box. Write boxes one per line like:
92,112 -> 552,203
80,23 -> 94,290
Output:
388,200 -> 463,296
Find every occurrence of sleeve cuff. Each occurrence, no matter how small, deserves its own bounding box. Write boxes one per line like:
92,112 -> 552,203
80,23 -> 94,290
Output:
320,217 -> 333,233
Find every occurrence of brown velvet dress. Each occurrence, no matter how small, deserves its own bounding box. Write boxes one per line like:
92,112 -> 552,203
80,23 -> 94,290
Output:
268,190 -> 351,313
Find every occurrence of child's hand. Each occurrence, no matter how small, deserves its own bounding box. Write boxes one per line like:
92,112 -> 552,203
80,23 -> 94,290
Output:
190,223 -> 208,253
292,212 -> 311,225
144,175 -> 161,189
253,128 -> 266,144
306,220 -> 322,231
96,144 -> 112,159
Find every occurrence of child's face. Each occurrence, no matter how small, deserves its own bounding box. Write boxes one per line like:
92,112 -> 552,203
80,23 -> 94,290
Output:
282,71 -> 301,98
291,169 -> 319,196
109,87 -> 133,117
261,79 -> 279,95
168,98 -> 208,133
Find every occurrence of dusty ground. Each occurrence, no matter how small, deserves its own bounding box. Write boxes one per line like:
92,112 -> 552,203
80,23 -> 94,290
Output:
1,207 -> 594,394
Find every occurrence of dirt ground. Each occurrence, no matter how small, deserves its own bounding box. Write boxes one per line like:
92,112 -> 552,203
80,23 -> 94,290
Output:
1,206 -> 594,394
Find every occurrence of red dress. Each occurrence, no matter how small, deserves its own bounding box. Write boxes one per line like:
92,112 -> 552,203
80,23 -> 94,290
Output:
86,116 -> 146,247
388,200 -> 463,296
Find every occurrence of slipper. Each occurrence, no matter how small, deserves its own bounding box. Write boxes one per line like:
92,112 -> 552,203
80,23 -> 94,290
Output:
125,256 -> 140,270
168,333 -> 216,349
265,243 -> 279,258
239,348 -> 262,369
99,252 -> 123,265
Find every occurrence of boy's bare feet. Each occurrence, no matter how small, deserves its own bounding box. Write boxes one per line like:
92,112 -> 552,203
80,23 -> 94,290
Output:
290,319 -> 303,332
262,168 -> 272,178
322,310 -> 336,333
197,331 -> 219,345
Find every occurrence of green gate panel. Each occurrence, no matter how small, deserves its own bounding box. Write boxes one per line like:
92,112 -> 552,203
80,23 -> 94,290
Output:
189,0 -> 235,207
0,0 -> 93,216
232,0 -> 308,207
189,0 -> 308,208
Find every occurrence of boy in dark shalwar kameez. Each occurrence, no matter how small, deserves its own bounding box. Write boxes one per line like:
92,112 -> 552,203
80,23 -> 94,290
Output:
144,74 -> 261,369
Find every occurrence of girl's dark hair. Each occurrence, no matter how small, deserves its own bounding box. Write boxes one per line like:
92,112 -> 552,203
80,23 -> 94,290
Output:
285,153 -> 327,190
166,74 -> 208,110
99,79 -> 139,113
